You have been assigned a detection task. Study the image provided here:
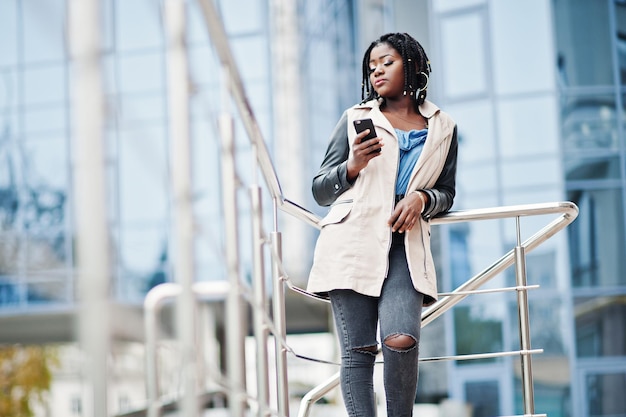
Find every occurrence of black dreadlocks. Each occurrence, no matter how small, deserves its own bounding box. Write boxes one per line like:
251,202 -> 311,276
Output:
361,32 -> 431,109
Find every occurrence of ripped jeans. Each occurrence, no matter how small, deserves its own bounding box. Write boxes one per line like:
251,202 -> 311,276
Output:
329,236 -> 424,417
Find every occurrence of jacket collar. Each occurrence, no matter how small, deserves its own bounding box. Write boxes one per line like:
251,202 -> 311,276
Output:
354,98 -> 440,119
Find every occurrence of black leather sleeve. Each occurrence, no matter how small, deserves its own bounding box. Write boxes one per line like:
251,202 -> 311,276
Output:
311,112 -> 354,207
420,125 -> 458,219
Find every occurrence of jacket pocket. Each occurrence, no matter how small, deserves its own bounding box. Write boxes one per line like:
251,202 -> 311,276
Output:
319,200 -> 353,227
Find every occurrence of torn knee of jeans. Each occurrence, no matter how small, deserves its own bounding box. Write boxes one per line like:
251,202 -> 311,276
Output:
352,344 -> 379,356
383,333 -> 417,352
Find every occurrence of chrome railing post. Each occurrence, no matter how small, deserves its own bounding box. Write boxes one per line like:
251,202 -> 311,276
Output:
514,217 -> 535,414
219,106 -> 248,417
144,282 -> 231,417
145,283 -> 181,417
251,185 -> 270,416
271,229 -> 290,417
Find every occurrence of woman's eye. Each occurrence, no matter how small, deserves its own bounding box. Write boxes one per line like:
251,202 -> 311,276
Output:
384,61 -> 393,66
368,67 -> 376,73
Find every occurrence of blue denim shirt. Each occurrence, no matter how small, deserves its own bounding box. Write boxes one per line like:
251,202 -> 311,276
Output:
395,128 -> 428,194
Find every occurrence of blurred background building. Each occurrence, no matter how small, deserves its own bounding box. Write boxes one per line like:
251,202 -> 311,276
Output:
0,0 -> 624,416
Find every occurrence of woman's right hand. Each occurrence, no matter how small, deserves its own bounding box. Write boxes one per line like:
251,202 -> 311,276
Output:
346,129 -> 384,181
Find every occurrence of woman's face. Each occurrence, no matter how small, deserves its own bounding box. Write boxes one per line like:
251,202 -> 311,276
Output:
368,43 -> 404,98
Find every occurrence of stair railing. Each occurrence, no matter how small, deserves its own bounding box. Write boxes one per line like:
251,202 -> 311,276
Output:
141,1 -> 580,417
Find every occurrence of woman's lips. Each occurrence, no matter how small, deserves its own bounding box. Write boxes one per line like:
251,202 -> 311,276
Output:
374,79 -> 386,87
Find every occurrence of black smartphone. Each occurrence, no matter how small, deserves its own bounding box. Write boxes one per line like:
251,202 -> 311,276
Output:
353,118 -> 381,153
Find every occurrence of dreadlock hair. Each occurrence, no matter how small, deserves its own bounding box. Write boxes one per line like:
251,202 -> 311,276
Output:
360,32 -> 432,109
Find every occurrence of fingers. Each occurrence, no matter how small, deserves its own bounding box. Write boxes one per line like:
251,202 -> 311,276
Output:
388,201 -> 421,233
354,130 -> 383,156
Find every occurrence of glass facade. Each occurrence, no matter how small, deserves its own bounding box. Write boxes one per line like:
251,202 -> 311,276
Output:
432,1 -> 626,417
0,0 -> 624,416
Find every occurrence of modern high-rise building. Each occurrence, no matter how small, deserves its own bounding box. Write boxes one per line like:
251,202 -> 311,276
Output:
0,1 -> 623,416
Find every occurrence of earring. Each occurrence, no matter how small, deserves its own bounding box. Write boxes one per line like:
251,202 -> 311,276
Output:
417,72 -> 429,90
416,72 -> 429,100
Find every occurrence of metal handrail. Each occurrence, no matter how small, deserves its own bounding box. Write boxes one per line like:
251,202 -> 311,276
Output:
294,202 -> 578,417
144,281 -> 230,417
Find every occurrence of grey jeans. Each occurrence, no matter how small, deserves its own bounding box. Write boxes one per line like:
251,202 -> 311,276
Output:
329,234 -> 425,417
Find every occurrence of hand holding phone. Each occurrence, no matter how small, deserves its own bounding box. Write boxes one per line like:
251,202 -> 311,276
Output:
353,118 -> 381,154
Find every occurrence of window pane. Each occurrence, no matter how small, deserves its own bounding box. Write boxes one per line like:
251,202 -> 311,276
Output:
0,71 -> 19,112
117,53 -> 165,94
24,105 -> 68,137
118,126 -> 168,224
0,235 -> 21,275
25,231 -> 68,274
554,0 -> 613,87
0,0 -> 18,67
465,380 -> 499,417
22,137 -> 69,189
615,1 -> 626,85
491,0 -> 555,94
26,274 -> 70,305
23,0 -> 66,63
514,362 -> 571,417
440,12 -> 487,98
567,188 -> 626,288
433,0 -> 485,13
219,0 -> 263,34
115,0 -> 163,52
586,372 -> 626,416
575,296 -> 626,357
117,226 -> 168,300
454,303 -> 503,363
566,155 -> 621,181
562,95 -> 619,153
23,65 -> 67,106
508,298 -> 567,355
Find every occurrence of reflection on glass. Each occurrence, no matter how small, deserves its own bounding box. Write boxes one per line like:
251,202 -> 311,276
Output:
515,372 -> 571,417
561,96 -> 618,152
506,251 -> 557,290
27,278 -> 69,304
616,1 -> 626,85
465,380 -> 499,417
554,0 -> 613,87
454,305 -> 503,363
567,188 -> 626,287
575,295 -> 626,357
449,224 -> 471,291
586,372 -> 626,416
508,298 -> 566,355
565,155 -> 621,181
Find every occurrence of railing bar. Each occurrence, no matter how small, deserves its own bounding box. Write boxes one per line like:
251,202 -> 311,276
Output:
277,200 -> 578,233
438,284 -> 539,296
419,349 -> 543,363
278,198 -> 322,230
294,209 -> 576,416
422,211 -> 577,327
498,415 -> 547,417
430,201 -> 578,225
195,0 -> 282,199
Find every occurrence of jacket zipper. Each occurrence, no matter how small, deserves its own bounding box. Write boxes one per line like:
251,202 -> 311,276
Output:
384,132 -> 401,279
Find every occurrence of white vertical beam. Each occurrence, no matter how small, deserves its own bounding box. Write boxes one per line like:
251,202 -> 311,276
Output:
68,0 -> 110,415
164,0 -> 198,416
269,0 -> 308,281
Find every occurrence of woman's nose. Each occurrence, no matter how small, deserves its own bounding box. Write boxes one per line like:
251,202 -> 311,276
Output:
373,64 -> 383,76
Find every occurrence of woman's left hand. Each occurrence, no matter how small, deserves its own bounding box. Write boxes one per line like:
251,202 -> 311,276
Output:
387,193 -> 423,233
